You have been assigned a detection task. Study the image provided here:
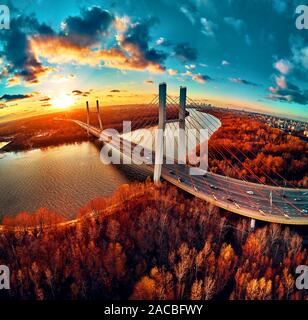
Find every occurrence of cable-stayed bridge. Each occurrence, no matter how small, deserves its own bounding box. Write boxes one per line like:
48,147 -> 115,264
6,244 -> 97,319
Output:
75,83 -> 308,227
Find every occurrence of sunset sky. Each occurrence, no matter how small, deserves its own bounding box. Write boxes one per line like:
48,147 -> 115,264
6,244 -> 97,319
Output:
0,0 -> 307,122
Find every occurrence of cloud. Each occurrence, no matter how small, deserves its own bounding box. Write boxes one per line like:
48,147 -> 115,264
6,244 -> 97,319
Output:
274,75 -> 287,89
30,16 -> 167,73
110,89 -> 121,92
224,17 -> 245,32
41,103 -> 52,107
167,69 -> 178,75
0,94 -> 33,102
144,80 -> 154,84
183,70 -> 212,84
200,17 -> 217,37
2,8 -> 168,84
61,6 -> 114,46
267,88 -> 308,105
229,77 -> 258,86
1,16 -> 55,85
117,17 -> 167,72
156,37 -> 165,46
222,60 -> 230,66
39,97 -> 51,102
72,90 -> 90,97
273,59 -> 293,74
292,45 -> 308,70
267,79 -> 308,105
185,64 -> 196,70
173,43 -> 198,62
180,2 -> 198,25
192,74 -> 211,84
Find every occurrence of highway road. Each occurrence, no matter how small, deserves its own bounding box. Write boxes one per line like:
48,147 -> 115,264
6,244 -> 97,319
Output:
74,120 -> 308,225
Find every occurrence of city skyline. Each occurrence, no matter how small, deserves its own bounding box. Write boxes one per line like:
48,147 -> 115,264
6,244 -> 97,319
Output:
0,0 -> 307,122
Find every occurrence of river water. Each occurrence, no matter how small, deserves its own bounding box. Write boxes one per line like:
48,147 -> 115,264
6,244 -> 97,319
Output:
0,142 -> 148,219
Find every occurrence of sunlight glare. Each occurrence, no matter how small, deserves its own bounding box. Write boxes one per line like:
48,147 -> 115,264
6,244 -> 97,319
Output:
51,95 -> 74,109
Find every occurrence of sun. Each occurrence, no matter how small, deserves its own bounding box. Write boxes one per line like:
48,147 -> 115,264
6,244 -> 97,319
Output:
51,95 -> 75,109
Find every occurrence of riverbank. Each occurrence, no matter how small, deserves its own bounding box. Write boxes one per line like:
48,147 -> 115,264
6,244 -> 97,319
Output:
0,104 -> 163,153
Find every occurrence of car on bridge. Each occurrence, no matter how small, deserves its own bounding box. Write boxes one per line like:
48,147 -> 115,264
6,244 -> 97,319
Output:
294,198 -> 302,201
259,209 -> 266,216
210,184 -> 219,190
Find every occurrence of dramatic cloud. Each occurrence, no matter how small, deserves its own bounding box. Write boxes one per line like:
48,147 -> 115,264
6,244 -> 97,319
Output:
1,16 -> 55,85
229,77 -> 258,87
30,14 -> 167,73
117,17 -> 167,72
173,43 -> 198,62
61,6 -> 114,46
268,81 -> 308,105
0,94 -> 33,102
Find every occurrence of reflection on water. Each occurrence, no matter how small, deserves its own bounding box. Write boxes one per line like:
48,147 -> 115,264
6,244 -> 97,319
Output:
0,142 -> 145,219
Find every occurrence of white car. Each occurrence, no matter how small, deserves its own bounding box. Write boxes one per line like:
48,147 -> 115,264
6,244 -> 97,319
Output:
234,202 -> 241,209
284,213 -> 291,219
259,209 -> 266,216
212,194 -> 218,201
246,190 -> 254,195
193,185 -> 199,192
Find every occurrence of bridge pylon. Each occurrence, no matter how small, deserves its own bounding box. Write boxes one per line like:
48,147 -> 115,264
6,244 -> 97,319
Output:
154,83 -> 167,184
96,100 -> 103,130
179,86 -> 187,131
86,101 -> 90,136
85,100 -> 103,134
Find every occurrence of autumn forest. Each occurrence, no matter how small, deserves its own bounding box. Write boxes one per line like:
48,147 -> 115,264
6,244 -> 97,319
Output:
0,182 -> 307,300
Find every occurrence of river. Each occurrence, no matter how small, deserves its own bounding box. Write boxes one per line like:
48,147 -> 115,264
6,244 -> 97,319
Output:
0,142 -> 148,219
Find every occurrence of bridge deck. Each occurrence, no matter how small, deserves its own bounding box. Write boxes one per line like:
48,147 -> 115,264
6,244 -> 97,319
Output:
74,120 -> 308,225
